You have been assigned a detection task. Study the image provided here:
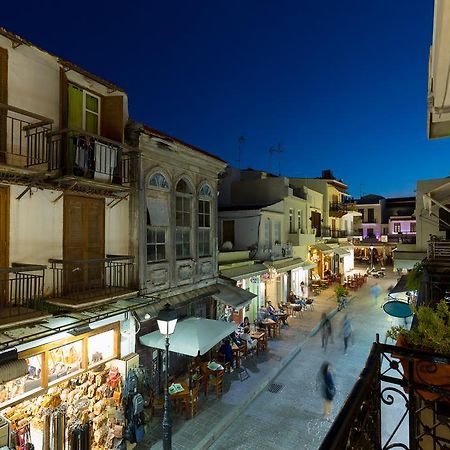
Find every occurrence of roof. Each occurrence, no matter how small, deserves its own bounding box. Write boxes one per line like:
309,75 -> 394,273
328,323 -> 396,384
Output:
142,125 -> 227,164
219,202 -> 278,211
0,28 -> 125,93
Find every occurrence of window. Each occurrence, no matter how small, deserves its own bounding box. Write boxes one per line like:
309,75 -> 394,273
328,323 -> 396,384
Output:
274,222 -> 281,244
393,223 -> 401,233
289,208 -> 294,233
88,330 -> 115,367
147,227 -> 166,262
198,184 -> 212,257
148,172 -> 169,189
367,208 -> 375,223
68,84 -> 100,134
297,210 -> 303,233
176,179 -> 192,258
358,209 -> 364,221
264,221 -> 271,248
410,222 -> 416,233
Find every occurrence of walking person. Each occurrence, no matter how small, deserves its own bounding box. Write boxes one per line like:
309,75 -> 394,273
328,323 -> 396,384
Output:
318,362 -> 336,421
341,314 -> 353,354
321,313 -> 332,351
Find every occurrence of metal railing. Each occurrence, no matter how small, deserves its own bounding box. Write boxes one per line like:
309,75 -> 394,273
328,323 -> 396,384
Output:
0,264 -> 46,317
321,227 -> 349,238
0,103 -> 53,168
320,337 -> 450,450
428,240 -> 450,260
329,201 -> 357,213
49,255 -> 135,301
388,233 -> 416,244
47,129 -> 136,185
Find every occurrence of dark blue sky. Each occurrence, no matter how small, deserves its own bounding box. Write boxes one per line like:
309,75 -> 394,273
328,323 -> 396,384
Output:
3,0 -> 446,198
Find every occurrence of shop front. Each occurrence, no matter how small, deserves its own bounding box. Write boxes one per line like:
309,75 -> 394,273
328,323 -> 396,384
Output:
309,244 -> 334,279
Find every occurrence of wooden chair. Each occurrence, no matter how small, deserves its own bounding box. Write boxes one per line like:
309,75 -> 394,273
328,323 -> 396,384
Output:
207,369 -> 224,399
179,385 -> 200,419
215,352 -> 231,372
149,390 -> 165,421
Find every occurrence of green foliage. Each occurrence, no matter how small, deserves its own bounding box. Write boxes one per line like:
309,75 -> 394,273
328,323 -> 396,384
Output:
406,262 -> 424,292
386,300 -> 450,355
334,285 -> 349,303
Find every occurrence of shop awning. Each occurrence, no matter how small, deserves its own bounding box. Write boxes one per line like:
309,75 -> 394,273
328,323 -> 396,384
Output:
299,261 -> 316,270
314,243 -> 334,254
134,285 -> 219,322
393,251 -> 426,270
388,275 -> 410,302
333,247 -> 351,258
220,263 -> 268,280
212,284 -> 256,309
0,359 -> 28,384
139,317 -> 237,356
265,258 -> 306,273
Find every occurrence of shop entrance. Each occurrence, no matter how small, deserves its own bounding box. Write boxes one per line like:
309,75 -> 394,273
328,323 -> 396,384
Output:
63,195 -> 105,296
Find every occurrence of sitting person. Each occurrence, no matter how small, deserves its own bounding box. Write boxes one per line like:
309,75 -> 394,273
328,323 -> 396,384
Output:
266,301 -> 279,322
218,338 -> 234,372
287,290 -> 298,303
239,316 -> 251,330
256,307 -> 269,328
230,331 -> 243,347
240,327 -> 257,352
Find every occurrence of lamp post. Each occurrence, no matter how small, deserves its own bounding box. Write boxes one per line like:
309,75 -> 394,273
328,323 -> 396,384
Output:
369,245 -> 374,271
157,303 -> 178,450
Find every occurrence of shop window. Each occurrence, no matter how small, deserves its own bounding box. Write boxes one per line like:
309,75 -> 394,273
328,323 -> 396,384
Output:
48,341 -> 82,384
0,355 -> 42,406
176,178 -> 192,259
88,329 -> 115,366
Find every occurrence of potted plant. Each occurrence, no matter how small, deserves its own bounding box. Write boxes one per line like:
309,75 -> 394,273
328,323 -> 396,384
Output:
386,300 -> 450,401
334,285 -> 348,304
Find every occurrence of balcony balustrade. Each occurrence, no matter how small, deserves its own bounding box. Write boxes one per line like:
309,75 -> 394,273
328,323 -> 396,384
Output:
321,227 -> 350,238
428,239 -> 450,260
329,201 -> 357,217
47,129 -> 136,186
0,264 -> 46,323
320,338 -> 450,450
0,103 -> 52,170
48,255 -> 136,307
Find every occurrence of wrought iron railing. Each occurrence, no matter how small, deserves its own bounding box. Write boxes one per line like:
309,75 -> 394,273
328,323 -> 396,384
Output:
0,264 -> 46,317
320,337 -> 450,450
49,255 -> 135,301
428,239 -> 450,260
388,233 -> 416,244
0,103 -> 53,168
329,201 -> 357,213
47,129 -> 136,185
321,226 -> 349,238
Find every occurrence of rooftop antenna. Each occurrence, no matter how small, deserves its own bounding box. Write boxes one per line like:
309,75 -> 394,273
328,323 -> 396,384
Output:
269,143 -> 284,175
237,136 -> 245,169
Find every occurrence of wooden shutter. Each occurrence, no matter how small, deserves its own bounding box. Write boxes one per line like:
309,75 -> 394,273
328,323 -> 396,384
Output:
0,186 -> 9,268
101,96 -> 124,142
0,47 -> 8,163
59,68 -> 68,130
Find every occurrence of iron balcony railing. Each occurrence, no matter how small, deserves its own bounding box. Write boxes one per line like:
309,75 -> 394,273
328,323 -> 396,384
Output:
329,201 -> 357,213
47,129 -> 136,185
0,103 -> 53,169
428,239 -> 450,260
321,227 -> 349,238
388,233 -> 416,244
0,264 -> 46,317
49,255 -> 135,301
320,336 -> 450,450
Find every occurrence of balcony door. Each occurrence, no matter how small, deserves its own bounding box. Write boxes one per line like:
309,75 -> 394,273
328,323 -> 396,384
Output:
63,195 -> 105,296
0,47 -> 8,164
0,186 -> 9,304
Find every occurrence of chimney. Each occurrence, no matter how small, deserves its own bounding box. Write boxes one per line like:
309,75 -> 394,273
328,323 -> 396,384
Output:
322,169 -> 334,179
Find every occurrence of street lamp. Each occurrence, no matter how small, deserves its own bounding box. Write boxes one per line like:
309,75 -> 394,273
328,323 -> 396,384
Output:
369,245 -> 374,271
157,303 -> 178,450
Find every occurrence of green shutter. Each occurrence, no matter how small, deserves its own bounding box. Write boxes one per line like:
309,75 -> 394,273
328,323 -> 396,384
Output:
68,84 -> 83,129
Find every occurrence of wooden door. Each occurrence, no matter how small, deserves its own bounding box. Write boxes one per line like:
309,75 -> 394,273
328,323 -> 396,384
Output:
63,195 -> 105,295
0,47 -> 8,163
0,186 -> 9,304
222,220 -> 235,246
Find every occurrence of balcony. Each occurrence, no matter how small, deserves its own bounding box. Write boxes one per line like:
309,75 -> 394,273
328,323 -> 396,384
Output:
0,103 -> 52,173
0,264 -> 49,327
329,201 -> 357,218
320,338 -> 450,450
288,231 -> 316,246
388,233 -> 416,244
428,239 -> 450,260
47,255 -> 137,309
321,227 -> 349,238
261,242 -> 293,261
47,129 -> 136,189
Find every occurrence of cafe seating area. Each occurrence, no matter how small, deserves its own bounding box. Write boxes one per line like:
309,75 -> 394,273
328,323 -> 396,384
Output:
343,273 -> 368,290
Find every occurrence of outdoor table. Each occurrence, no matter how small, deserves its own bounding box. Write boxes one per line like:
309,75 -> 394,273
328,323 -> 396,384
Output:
262,318 -> 278,338
250,331 -> 267,355
232,342 -> 246,367
169,380 -> 190,417
200,362 -> 224,397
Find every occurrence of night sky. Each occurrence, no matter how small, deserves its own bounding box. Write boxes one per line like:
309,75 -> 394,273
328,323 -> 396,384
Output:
2,0 -> 447,198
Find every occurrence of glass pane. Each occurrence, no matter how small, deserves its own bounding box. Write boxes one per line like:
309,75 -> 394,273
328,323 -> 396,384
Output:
88,330 -> 115,366
85,111 -> 98,134
158,245 -> 166,260
86,94 -> 99,112
176,212 -> 182,226
205,214 -> 210,228
0,355 -> 43,406
157,230 -> 165,243
147,245 -> 155,261
48,341 -> 82,383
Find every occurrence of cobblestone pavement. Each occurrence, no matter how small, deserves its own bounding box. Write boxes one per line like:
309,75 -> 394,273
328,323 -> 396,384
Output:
138,269 -> 403,450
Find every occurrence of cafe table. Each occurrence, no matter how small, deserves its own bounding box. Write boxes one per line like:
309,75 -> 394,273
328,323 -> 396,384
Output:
169,380 -> 190,418
250,330 -> 267,355
200,362 -> 225,397
261,318 -> 278,338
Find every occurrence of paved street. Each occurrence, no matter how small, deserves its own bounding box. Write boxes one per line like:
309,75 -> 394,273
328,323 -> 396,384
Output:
140,269 -> 405,450
209,272 -> 402,450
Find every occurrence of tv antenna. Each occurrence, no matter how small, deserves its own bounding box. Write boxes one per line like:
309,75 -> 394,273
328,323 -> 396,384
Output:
237,136 -> 245,169
269,143 -> 284,175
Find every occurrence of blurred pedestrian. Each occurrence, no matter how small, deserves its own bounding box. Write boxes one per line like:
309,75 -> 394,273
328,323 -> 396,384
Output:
321,313 -> 333,351
318,362 -> 336,420
370,283 -> 381,305
341,314 -> 353,354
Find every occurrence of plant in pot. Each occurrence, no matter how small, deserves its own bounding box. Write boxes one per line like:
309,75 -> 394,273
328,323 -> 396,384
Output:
334,285 -> 348,304
386,300 -> 450,401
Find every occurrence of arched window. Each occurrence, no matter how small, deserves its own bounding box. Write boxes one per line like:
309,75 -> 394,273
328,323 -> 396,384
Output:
148,172 -> 169,189
175,178 -> 192,258
198,183 -> 212,257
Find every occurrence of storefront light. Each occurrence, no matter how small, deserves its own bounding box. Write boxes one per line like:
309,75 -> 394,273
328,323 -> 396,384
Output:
157,303 -> 178,336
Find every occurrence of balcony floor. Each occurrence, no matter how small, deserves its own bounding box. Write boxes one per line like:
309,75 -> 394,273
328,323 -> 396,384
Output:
0,308 -> 52,330
46,289 -> 139,310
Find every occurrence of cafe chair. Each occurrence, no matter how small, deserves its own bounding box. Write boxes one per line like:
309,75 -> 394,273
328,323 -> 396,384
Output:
207,369 -> 224,399
215,352 -> 231,373
149,389 -> 165,421
179,385 -> 200,419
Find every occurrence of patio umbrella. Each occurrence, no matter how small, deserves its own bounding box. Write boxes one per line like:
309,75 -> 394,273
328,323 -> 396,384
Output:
139,317 -> 237,357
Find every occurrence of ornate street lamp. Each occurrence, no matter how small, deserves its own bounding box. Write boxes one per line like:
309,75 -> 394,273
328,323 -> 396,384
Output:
157,303 -> 178,450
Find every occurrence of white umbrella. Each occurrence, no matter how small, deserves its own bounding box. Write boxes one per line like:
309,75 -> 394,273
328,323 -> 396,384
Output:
139,317 -> 237,357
